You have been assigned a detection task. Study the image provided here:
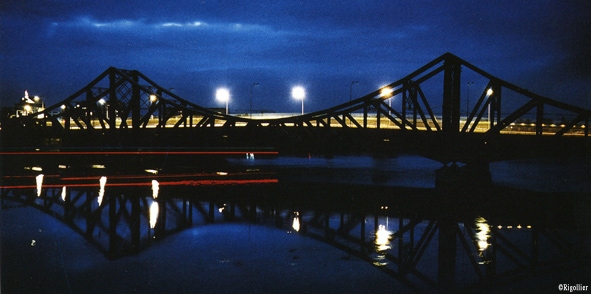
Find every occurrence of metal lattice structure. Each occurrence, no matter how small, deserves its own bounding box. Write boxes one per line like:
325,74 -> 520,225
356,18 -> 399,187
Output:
6,53 -> 591,163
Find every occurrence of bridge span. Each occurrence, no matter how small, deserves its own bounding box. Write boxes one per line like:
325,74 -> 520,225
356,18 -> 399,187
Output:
2,53 -> 590,164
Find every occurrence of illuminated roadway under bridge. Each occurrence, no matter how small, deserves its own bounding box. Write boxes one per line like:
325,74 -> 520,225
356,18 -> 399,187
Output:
2,52 -> 590,164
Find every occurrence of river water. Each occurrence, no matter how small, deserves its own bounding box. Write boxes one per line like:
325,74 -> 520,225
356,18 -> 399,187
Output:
1,153 -> 590,293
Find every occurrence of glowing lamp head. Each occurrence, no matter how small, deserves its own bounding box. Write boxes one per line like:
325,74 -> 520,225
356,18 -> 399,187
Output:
216,88 -> 230,102
380,87 -> 393,97
291,86 -> 305,100
487,88 -> 494,96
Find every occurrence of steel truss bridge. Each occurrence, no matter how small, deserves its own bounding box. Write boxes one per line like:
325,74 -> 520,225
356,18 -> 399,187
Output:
3,53 -> 590,163
1,181 -> 587,292
1,53 -> 590,291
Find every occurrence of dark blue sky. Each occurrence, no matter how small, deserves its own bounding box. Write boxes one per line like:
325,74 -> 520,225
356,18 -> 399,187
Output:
1,1 -> 590,113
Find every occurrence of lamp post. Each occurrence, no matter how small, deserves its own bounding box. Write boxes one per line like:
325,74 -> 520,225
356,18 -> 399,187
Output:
250,82 -> 259,119
292,86 -> 305,115
487,88 -> 493,128
216,88 -> 230,115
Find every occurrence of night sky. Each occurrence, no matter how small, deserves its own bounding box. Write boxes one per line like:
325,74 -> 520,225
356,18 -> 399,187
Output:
1,1 -> 590,113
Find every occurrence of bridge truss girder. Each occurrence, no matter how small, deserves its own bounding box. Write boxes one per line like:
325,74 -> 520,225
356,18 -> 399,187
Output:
8,53 -> 591,163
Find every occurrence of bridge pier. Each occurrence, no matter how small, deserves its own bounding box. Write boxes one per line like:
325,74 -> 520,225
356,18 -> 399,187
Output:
435,162 -> 491,193
438,218 -> 457,292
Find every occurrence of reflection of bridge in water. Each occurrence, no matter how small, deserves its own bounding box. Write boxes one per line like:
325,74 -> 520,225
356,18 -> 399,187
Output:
1,167 -> 588,292
1,53 -> 590,292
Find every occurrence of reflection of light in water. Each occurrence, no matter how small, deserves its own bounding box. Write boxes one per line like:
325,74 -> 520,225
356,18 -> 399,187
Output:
61,186 -> 66,201
372,224 -> 392,267
292,212 -> 300,232
97,176 -> 107,205
149,200 -> 159,229
475,217 -> 490,251
35,174 -> 44,197
151,180 -> 159,198
375,225 -> 392,251
150,180 -> 160,230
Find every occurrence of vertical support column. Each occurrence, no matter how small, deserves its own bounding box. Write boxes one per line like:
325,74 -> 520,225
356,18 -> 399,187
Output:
208,200 -> 215,223
532,226 -> 540,266
442,57 -> 462,134
376,104 -> 381,129
64,187 -> 72,221
486,226 -> 497,278
85,89 -> 94,131
155,194 -> 167,238
108,69 -> 117,128
488,83 -> 502,130
363,105 -> 368,128
188,199 -> 193,224
536,103 -> 544,136
109,192 -> 117,256
360,215 -> 366,252
131,71 -> 141,130
438,219 -> 457,292
398,217 -> 404,261
374,215 -> 379,239
85,190 -> 94,237
130,191 -> 141,254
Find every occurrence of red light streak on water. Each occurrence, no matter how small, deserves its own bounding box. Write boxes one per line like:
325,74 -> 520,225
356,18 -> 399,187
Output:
0,178 -> 278,189
0,151 -> 278,155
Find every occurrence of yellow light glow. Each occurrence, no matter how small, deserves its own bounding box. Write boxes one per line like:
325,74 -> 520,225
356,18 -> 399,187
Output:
380,87 -> 393,97
375,225 -> 392,251
92,164 -> 106,169
149,201 -> 159,229
475,217 -> 490,251
61,186 -> 67,201
292,212 -> 300,232
149,94 -> 157,103
35,174 -> 44,197
145,169 -> 158,174
216,171 -> 228,176
32,166 -> 43,172
487,88 -> 493,96
97,176 -> 107,206
151,180 -> 159,199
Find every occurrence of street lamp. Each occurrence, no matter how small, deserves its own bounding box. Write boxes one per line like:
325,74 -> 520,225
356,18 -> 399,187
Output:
486,88 -> 494,128
250,82 -> 259,119
216,88 -> 230,115
292,86 -> 305,115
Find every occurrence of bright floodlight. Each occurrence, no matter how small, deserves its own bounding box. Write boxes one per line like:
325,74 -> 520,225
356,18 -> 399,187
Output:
291,86 -> 306,115
216,88 -> 230,114
216,88 -> 230,102
291,86 -> 305,100
487,88 -> 494,96
380,87 -> 393,97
